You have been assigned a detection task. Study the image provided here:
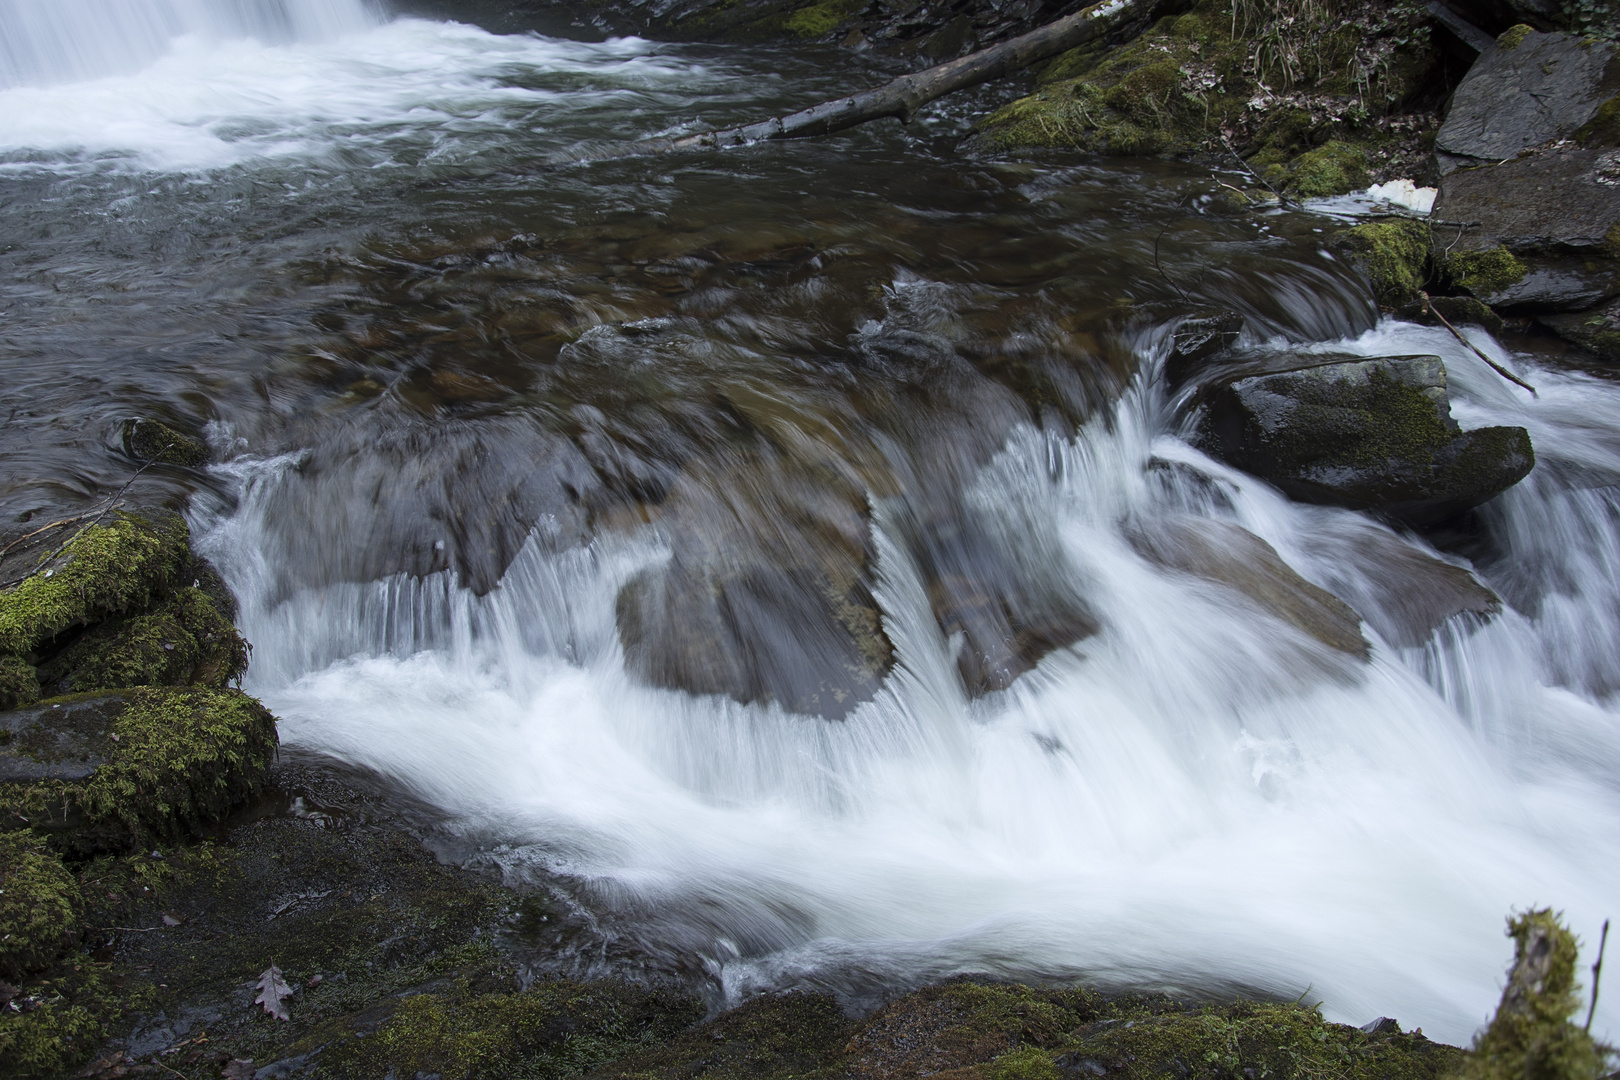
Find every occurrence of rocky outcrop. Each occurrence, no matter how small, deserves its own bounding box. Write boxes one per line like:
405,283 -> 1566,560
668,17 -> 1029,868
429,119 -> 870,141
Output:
1434,27 -> 1617,174
1195,355 -> 1534,525
1164,310 -> 1244,387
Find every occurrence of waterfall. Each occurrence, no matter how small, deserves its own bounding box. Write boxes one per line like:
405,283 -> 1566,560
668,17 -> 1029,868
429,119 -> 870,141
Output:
0,0 -> 379,88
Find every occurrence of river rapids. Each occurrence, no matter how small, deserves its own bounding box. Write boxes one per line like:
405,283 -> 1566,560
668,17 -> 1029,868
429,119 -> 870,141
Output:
1,0 -> 1616,1047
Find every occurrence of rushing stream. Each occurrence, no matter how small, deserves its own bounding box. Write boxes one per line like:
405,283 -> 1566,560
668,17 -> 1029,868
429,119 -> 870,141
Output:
2,0 -> 1618,1047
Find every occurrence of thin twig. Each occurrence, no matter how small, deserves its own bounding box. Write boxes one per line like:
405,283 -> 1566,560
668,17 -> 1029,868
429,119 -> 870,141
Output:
97,926 -> 163,932
1154,225 -> 1191,303
1586,918 -> 1609,1033
0,511 -> 99,559
1220,135 -> 1296,208
1420,292 -> 1537,397
0,449 -> 168,590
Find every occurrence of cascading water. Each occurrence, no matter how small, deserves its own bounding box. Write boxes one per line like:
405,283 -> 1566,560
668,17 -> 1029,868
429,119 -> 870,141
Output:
1,0 -> 1616,1052
0,0 -> 378,88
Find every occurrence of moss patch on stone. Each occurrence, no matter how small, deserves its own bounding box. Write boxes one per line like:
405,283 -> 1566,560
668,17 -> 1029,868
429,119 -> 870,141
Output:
0,653 -> 40,710
1285,139 -> 1371,197
1445,246 -> 1529,299
1576,96 -> 1620,147
780,0 -> 862,38
1459,909 -> 1609,1080
1336,217 -> 1433,304
1499,24 -> 1535,50
121,418 -> 208,467
0,830 -> 82,982
0,511 -> 190,657
322,979 -> 704,1080
36,586 -> 248,695
0,687 -> 278,856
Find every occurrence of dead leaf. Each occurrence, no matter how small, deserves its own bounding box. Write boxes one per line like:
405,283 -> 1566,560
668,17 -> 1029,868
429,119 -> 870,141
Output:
254,964 -> 291,1021
161,912 -> 183,927
306,973 -> 322,988
222,1060 -> 256,1079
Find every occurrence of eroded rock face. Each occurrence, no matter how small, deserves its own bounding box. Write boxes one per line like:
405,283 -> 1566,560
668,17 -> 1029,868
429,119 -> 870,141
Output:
1129,516 -> 1369,659
1435,28 -> 1618,174
1196,355 -> 1535,525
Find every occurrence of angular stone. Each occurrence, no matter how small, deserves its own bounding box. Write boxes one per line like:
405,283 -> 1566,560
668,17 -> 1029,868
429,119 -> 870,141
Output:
1435,29 -> 1618,174
0,692 -> 122,784
1129,517 -> 1369,659
1196,354 -> 1535,525
1165,310 -> 1244,388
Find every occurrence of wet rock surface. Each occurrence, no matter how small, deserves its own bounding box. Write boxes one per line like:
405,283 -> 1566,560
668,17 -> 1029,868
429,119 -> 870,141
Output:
1434,28 -> 1618,174
1129,517 -> 1369,659
1537,295 -> 1620,361
1195,354 -> 1535,525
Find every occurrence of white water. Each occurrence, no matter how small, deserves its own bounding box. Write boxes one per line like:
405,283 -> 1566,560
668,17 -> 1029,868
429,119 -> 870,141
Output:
0,12 -> 711,172
194,317 -> 1620,1046
0,0 -> 380,89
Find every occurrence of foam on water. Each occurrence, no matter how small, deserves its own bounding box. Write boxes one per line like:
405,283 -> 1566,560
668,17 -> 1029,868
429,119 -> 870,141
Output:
0,11 -> 712,171
193,317 -> 1620,1046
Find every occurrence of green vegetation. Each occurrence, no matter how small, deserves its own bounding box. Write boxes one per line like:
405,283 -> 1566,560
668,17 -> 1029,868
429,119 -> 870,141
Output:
978,0 -> 1434,195
0,511 -> 190,656
781,0 -> 862,38
121,418 -> 208,467
1,687 -> 278,856
0,830 -> 81,981
1460,910 -> 1611,1080
1444,247 -> 1529,299
37,585 -> 248,694
1336,217 -> 1432,305
1499,23 -> 1535,50
0,653 -> 40,709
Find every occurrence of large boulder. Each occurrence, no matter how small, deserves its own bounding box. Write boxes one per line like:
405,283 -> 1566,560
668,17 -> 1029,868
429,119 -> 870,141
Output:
1195,355 -> 1535,525
1435,28 -> 1618,175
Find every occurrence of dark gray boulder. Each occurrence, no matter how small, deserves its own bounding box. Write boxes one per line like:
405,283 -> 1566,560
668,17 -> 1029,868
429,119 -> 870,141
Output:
1537,295 -> 1620,360
1196,355 -> 1535,525
1435,28 -> 1618,174
1164,310 -> 1244,388
1432,146 -> 1620,312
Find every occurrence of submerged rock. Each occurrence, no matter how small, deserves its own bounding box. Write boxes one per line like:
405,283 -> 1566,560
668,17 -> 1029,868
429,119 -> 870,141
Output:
1196,355 -> 1535,525
0,687 -> 278,856
1335,218 -> 1433,309
121,418 -> 208,467
1434,27 -> 1617,175
1129,516 -> 1369,659
1165,310 -> 1245,387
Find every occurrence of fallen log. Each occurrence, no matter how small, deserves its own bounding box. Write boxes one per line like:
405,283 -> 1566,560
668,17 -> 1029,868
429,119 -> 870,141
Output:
584,0 -> 1163,158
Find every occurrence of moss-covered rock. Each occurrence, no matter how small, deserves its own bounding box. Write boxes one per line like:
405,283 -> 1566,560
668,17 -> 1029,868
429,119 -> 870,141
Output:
0,829 -> 82,981
976,0 -> 1437,178
1336,217 -> 1433,305
1444,246 -> 1530,299
0,686 -> 278,856
0,986 -> 106,1080
1459,909 -> 1608,1080
321,980 -> 704,1080
121,417 -> 208,467
0,511 -> 190,657
0,654 -> 40,710
35,586 -> 248,695
1197,355 -> 1535,524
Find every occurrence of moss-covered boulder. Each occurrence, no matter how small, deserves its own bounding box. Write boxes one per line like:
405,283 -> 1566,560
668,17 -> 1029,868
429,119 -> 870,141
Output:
0,654 -> 40,711
0,829 -> 82,981
0,510 -> 190,657
1336,217 -> 1433,307
1196,354 -> 1535,524
34,585 -> 248,695
1538,296 -> 1620,361
0,687 -> 278,856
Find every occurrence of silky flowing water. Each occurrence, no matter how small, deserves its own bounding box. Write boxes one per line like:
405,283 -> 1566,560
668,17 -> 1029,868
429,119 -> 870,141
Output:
2,0 -> 1617,1046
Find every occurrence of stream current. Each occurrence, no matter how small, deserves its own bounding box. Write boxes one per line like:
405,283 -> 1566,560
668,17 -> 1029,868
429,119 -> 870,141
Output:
2,0 -> 1618,1046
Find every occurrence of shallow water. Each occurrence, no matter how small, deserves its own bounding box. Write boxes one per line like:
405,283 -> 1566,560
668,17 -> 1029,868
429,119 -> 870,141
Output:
2,0 -> 1617,1045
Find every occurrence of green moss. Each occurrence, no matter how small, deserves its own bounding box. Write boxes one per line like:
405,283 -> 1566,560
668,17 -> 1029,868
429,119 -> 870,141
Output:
780,0 -> 861,37
988,1045 -> 1063,1080
1336,218 -> 1433,305
121,418 -> 207,467
0,511 -> 189,657
0,997 -> 103,1080
1460,910 -> 1608,1080
36,586 -> 248,694
1284,140 -> 1371,198
1499,23 -> 1535,50
322,980 -> 703,1080
1446,246 -> 1529,299
0,830 -> 82,981
0,653 -> 40,709
1574,96 -> 1620,147
0,686 -> 278,856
